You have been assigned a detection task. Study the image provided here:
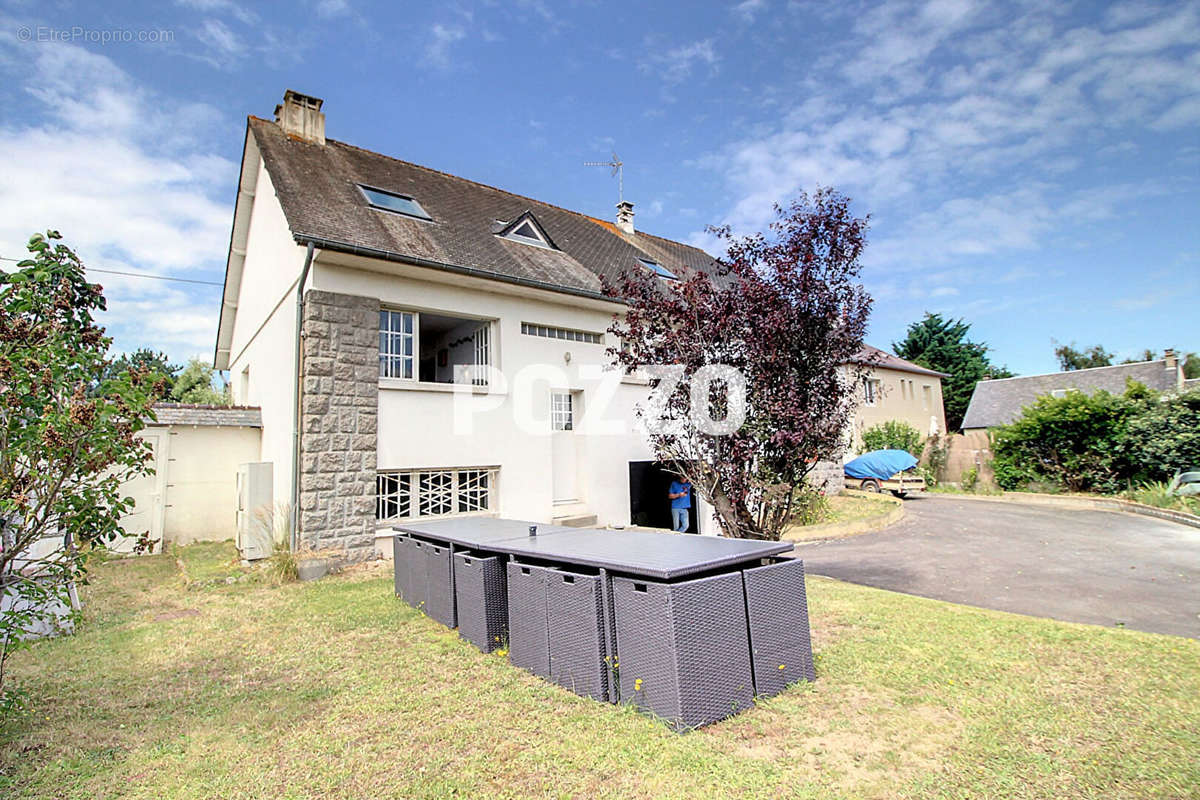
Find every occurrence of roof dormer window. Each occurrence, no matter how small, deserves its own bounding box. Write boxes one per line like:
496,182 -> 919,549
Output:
637,257 -> 677,281
498,212 -> 555,249
359,185 -> 432,221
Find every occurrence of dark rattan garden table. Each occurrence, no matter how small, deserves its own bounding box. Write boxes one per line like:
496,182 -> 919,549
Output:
391,518 -> 813,730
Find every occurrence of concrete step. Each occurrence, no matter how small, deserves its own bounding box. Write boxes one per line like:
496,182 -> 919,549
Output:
552,513 -> 598,528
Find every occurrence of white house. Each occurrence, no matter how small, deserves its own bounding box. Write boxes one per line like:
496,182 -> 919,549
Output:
214,91 -> 726,560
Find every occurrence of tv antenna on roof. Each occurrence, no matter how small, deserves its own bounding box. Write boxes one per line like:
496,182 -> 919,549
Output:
584,151 -> 624,204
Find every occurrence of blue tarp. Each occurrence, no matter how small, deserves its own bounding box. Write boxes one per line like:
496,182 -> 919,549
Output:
844,450 -> 918,480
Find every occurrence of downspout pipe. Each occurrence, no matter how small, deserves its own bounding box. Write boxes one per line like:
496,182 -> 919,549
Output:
289,242 -> 315,550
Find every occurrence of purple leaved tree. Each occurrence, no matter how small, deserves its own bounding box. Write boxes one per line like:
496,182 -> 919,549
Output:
605,189 -> 873,540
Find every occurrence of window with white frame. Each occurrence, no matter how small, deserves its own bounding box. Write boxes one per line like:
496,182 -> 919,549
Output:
376,472 -> 412,520
862,377 -> 880,406
379,310 -> 414,379
376,468 -> 496,521
551,392 -> 574,431
500,215 -> 554,249
472,323 -> 490,386
379,309 -> 492,385
521,322 -> 602,345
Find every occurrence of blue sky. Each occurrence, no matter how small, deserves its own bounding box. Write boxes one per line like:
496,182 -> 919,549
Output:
0,0 -> 1196,375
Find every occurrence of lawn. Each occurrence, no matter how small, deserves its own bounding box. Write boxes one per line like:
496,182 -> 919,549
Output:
822,491 -> 899,526
785,490 -> 901,541
2,542 -> 1197,799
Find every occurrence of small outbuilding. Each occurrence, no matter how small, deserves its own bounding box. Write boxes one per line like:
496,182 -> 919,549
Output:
115,404 -> 263,552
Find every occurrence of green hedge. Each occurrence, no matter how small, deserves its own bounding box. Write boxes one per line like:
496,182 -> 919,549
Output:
990,381 -> 1200,493
860,420 -> 922,456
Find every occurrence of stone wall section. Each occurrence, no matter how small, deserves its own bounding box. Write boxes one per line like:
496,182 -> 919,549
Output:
298,290 -> 379,559
808,459 -> 846,495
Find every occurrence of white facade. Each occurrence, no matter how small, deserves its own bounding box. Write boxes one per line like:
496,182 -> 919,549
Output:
224,160 -> 717,553
222,141 -> 310,508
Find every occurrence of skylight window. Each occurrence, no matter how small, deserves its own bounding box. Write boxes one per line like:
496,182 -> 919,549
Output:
637,257 -> 677,281
358,185 -> 431,220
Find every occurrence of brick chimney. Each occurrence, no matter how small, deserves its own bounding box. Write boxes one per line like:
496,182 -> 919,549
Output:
615,200 -> 635,234
1164,348 -> 1178,369
274,90 -> 325,145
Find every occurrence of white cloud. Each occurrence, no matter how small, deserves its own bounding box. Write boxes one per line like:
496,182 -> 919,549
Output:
1153,94 -> 1200,130
426,23 -> 467,69
195,18 -> 244,61
172,0 -> 304,68
640,39 -> 718,85
315,0 -> 351,18
699,0 -> 1200,277
733,0 -> 767,23
0,41 -> 234,360
174,0 -> 259,25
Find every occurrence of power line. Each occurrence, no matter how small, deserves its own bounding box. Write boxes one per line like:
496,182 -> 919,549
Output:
0,255 -> 224,287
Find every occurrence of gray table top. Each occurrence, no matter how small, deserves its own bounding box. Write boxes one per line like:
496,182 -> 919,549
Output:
394,517 -> 579,549
394,518 -> 792,580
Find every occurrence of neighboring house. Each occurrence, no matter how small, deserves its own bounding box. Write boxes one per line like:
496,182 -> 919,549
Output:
214,91 -> 726,560
961,350 -> 1187,433
845,345 -> 949,454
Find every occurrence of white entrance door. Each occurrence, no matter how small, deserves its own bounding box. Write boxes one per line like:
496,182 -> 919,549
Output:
551,391 -> 579,503
114,429 -> 168,553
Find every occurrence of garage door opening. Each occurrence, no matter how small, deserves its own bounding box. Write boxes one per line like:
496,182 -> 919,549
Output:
628,461 -> 698,533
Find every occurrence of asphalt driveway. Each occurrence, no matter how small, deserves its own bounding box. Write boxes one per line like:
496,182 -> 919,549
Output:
798,494 -> 1200,638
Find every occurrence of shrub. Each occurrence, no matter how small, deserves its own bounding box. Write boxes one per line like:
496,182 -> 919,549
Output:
1125,481 -> 1200,516
254,503 -> 297,584
790,483 -> 830,527
990,387 -> 1137,493
265,539 -> 298,584
960,467 -> 979,492
1126,481 -> 1177,509
922,434 -> 950,486
1116,389 -> 1200,484
860,420 -> 922,456
991,382 -> 1200,495
1,232 -> 165,710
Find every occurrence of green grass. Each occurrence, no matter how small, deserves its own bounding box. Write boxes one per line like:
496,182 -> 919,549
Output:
822,492 -> 898,525
929,484 -> 1003,496
2,543 -> 1197,799
1124,481 -> 1200,517
784,491 -> 898,541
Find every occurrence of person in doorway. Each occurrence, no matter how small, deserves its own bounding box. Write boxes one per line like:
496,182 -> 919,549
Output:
668,476 -> 692,533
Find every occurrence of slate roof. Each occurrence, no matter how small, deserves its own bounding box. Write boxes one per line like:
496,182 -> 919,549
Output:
248,117 -> 718,299
851,344 -> 949,378
1187,378 -> 1200,391
961,360 -> 1184,430
150,403 -> 263,428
